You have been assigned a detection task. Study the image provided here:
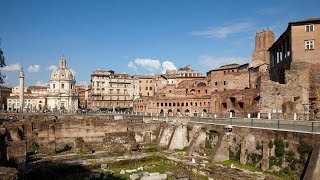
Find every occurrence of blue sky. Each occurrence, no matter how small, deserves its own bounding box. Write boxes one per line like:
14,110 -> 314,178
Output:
0,0 -> 319,86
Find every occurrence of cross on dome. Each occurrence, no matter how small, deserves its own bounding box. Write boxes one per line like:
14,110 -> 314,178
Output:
60,56 -> 67,68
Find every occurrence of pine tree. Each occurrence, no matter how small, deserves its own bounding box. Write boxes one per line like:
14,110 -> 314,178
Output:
0,43 -> 6,84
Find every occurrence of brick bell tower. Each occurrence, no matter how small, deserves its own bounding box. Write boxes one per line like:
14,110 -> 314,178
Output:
252,28 -> 275,65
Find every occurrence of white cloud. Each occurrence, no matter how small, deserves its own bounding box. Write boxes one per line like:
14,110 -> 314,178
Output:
191,21 -> 254,38
128,61 -> 137,72
128,58 -> 177,74
27,65 -> 40,73
162,61 -> 177,74
47,65 -> 58,71
199,55 -> 249,69
0,63 -> 21,72
35,80 -> 48,86
134,58 -> 161,71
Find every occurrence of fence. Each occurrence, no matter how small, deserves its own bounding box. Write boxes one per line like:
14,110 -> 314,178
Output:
189,117 -> 320,133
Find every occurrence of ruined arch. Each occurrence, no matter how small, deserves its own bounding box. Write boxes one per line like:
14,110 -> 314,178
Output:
197,82 -> 206,87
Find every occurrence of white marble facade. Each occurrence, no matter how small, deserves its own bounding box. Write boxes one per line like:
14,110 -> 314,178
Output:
47,57 -> 78,112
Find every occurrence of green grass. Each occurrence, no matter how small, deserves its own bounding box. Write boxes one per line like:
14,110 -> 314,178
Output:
216,160 -> 262,172
216,160 -> 299,180
265,171 -> 300,180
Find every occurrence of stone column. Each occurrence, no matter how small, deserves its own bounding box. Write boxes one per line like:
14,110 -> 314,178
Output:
19,68 -> 25,113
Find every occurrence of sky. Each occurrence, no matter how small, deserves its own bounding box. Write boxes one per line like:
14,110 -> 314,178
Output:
0,0 -> 319,87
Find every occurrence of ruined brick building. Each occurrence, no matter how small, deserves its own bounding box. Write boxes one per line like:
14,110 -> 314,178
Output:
134,18 -> 320,120
260,18 -> 320,119
133,28 -> 274,117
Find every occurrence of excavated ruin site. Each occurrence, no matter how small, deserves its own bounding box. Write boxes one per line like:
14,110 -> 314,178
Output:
0,113 -> 318,180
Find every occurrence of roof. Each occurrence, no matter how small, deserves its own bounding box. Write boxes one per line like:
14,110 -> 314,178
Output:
289,17 -> 320,25
28,86 -> 48,90
249,60 -> 266,68
208,63 -> 243,72
136,75 -> 157,79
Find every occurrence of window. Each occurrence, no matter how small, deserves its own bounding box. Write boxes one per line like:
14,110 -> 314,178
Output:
215,82 -> 217,86
149,87 -> 152,90
150,80 -> 152,83
305,24 -> 314,32
224,81 -> 226,85
61,83 -> 64,89
305,40 -> 314,50
53,84 -> 55,89
145,87 -> 148,90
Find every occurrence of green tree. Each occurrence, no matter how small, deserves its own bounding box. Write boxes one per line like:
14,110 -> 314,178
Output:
0,40 -> 6,84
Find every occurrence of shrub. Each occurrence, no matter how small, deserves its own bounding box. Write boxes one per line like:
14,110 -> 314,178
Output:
274,139 -> 285,158
298,141 -> 312,156
269,156 -> 277,168
268,140 -> 273,149
249,153 -> 262,166
256,141 -> 262,150
229,146 -> 240,162
205,138 -> 212,149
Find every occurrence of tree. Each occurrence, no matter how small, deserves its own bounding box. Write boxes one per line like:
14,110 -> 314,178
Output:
0,40 -> 6,84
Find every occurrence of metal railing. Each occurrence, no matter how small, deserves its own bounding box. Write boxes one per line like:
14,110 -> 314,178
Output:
189,117 -> 320,133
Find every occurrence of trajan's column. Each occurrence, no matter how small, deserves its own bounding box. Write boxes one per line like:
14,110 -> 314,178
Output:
19,67 -> 24,112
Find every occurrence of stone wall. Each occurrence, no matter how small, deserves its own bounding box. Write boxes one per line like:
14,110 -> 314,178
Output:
0,114 -> 161,171
260,62 -> 320,120
185,122 -> 318,178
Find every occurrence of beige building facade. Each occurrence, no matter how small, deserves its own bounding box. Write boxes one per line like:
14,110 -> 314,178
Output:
91,69 -> 139,111
7,86 -> 47,112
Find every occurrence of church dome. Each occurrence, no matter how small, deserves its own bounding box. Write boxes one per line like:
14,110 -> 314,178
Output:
50,57 -> 75,81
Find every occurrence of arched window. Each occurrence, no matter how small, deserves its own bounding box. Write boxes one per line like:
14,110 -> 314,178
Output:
53,84 -> 55,89
61,83 -> 65,89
